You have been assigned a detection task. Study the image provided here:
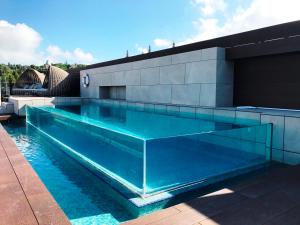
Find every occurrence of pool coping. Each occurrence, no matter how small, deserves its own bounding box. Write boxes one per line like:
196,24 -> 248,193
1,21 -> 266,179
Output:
0,124 -> 71,225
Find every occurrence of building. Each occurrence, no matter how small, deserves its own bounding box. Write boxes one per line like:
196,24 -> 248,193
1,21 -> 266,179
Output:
80,20 -> 300,165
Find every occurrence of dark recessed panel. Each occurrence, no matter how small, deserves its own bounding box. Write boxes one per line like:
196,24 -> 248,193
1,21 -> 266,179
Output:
234,53 -> 300,109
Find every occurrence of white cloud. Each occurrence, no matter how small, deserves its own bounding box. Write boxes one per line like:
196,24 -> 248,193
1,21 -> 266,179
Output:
192,0 -> 226,17
137,47 -> 148,54
153,38 -> 172,48
0,20 -> 95,65
46,45 -> 94,64
135,44 -> 148,54
0,20 -> 43,64
181,0 -> 300,45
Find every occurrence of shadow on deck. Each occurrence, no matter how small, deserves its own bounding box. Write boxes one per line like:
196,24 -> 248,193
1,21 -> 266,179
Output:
124,164 -> 300,225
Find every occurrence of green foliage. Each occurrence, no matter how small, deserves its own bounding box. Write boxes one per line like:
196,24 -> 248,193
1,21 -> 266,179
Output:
0,63 -> 85,87
52,63 -> 85,71
0,64 -> 21,85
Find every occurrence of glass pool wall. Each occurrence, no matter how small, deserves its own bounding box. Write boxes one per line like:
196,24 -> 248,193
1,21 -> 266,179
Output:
26,105 -> 272,197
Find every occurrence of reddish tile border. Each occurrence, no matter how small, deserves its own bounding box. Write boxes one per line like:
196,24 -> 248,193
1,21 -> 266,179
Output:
123,165 -> 300,225
0,115 -> 12,121
0,124 -> 70,225
3,120 -> 299,225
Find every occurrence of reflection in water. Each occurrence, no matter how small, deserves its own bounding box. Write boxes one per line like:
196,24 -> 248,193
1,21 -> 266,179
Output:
55,102 -> 243,139
57,104 -> 127,124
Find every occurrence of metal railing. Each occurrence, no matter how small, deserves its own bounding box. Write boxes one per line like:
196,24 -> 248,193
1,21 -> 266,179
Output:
1,81 -> 11,102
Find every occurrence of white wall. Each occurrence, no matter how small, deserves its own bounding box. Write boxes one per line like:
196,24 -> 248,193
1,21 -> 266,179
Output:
80,47 -> 234,107
9,96 -> 82,116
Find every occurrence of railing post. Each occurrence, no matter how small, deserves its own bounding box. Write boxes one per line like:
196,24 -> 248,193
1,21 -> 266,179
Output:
143,140 -> 146,196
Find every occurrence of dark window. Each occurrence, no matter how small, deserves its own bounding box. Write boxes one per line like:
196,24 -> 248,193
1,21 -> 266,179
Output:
99,86 -> 126,100
234,52 -> 300,109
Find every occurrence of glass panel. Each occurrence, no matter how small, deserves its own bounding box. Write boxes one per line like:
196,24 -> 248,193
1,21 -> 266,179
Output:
55,103 -> 243,139
26,106 -> 145,194
145,124 -> 271,194
26,103 -> 272,197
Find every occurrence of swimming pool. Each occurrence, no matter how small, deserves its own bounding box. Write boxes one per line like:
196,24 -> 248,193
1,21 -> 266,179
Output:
3,101 -> 272,224
3,119 -> 135,225
26,102 -> 272,198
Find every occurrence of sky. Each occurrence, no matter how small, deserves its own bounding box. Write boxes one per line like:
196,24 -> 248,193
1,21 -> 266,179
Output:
1,0 -> 300,65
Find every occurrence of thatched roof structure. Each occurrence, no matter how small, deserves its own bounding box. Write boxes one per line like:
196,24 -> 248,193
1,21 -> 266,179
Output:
14,68 -> 45,88
43,65 -> 71,96
12,65 -> 79,97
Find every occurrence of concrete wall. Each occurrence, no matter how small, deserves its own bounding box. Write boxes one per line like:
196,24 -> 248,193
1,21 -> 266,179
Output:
80,47 -> 300,165
80,47 -> 234,107
10,92 -> 300,165
216,109 -> 300,165
9,97 -> 82,116
0,102 -> 14,115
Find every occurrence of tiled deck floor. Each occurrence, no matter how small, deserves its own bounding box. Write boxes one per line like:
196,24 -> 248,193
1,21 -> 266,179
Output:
124,165 -> 300,225
0,125 -> 70,225
2,119 -> 300,225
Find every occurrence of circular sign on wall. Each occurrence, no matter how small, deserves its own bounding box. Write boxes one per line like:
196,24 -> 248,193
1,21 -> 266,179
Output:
82,74 -> 90,88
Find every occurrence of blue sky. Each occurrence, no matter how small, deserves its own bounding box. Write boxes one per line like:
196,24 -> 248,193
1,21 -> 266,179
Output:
0,0 -> 299,65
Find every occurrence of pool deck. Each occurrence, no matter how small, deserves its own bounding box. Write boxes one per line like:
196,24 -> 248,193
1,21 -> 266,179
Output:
1,121 -> 300,225
124,164 -> 300,225
0,124 -> 70,225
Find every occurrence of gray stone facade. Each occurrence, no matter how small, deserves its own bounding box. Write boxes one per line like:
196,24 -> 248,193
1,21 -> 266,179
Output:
80,47 -> 233,107
83,98 -> 300,165
79,46 -> 300,166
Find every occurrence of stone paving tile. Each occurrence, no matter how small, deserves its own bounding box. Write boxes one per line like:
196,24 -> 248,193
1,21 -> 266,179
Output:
125,165 -> 300,225
11,156 -> 71,225
1,146 -> 21,157
123,207 -> 181,225
262,204 -> 300,225
279,184 -> 300,203
199,220 -> 219,225
0,138 -> 19,151
179,188 -> 249,211
200,189 -> 298,225
14,170 -> 47,196
0,182 -> 38,225
235,176 -> 285,199
147,208 -> 213,225
0,144 -> 7,159
28,193 -> 71,225
0,126 -> 71,225
9,153 -> 29,167
0,182 -> 23,203
223,173 -> 270,193
174,203 -> 217,215
168,189 -> 248,225
0,158 -> 19,185
0,115 -> 12,121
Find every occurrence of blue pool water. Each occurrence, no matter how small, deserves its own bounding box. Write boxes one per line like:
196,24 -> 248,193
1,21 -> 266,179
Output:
55,103 -> 243,139
3,119 -> 135,225
3,102 -> 271,224
26,102 -> 271,196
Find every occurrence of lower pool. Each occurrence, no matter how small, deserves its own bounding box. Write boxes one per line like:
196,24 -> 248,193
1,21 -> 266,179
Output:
3,119 -> 136,225
26,102 -> 271,197
2,101 -> 272,225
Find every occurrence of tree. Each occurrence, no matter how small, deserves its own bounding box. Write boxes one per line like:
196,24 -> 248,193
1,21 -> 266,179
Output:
0,65 -> 13,83
0,62 -> 86,89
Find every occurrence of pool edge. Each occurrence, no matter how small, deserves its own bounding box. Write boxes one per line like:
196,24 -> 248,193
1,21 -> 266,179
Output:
0,123 -> 71,225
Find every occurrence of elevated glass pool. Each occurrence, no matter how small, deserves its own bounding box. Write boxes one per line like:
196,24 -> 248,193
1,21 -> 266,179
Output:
26,102 -> 272,197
